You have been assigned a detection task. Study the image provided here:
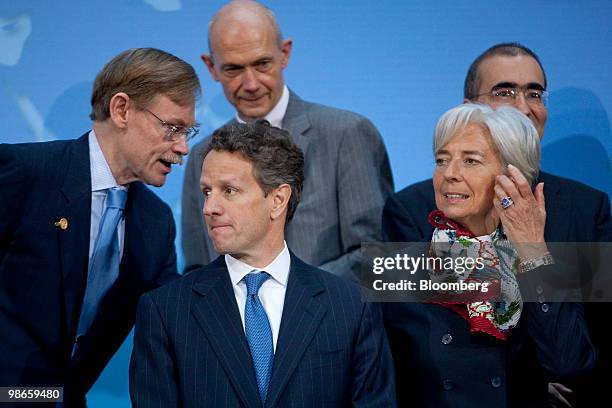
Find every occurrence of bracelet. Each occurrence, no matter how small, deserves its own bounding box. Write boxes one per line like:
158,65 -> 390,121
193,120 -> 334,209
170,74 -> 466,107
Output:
519,251 -> 555,274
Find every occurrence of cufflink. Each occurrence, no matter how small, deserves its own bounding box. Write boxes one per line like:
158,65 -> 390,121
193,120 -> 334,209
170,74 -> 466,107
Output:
54,217 -> 69,230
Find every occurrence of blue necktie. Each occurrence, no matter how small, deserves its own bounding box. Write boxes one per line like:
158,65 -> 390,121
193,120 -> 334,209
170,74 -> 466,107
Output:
243,272 -> 274,405
73,187 -> 127,356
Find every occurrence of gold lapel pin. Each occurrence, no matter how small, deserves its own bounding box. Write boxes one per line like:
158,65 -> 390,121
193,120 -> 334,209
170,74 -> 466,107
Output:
54,218 -> 69,230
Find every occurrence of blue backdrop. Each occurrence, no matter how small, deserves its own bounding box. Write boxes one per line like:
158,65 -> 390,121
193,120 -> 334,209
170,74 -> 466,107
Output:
1,1 -> 610,406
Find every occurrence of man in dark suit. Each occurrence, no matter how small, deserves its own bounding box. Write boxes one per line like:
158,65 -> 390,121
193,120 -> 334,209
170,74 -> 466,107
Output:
382,42 -> 612,407
130,120 -> 395,407
0,48 -> 200,407
181,0 -> 393,280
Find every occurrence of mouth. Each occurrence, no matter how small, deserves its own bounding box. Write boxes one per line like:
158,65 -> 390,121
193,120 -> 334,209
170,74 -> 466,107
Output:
240,94 -> 267,104
159,154 -> 183,173
208,224 -> 232,235
444,192 -> 470,202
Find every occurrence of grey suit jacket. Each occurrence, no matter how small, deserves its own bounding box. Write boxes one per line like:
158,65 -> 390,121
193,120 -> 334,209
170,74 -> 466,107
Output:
181,92 -> 394,279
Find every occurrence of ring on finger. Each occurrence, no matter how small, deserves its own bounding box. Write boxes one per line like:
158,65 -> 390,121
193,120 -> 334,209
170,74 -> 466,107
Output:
501,196 -> 514,209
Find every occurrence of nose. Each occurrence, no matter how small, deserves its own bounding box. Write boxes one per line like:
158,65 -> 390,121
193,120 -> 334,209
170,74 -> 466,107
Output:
513,92 -> 532,118
443,159 -> 463,182
203,192 -> 222,217
241,68 -> 260,92
172,136 -> 189,156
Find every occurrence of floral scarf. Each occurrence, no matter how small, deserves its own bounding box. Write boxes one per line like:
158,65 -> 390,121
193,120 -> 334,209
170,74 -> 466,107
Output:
427,210 -> 522,340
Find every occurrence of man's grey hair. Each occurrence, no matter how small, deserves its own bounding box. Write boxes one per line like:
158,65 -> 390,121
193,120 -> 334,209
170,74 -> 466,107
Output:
203,119 -> 304,222
90,48 -> 200,121
433,103 -> 540,186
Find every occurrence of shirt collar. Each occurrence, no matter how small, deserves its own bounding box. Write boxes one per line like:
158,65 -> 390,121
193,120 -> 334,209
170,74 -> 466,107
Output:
226,241 -> 290,287
88,130 -> 128,193
235,85 -> 289,128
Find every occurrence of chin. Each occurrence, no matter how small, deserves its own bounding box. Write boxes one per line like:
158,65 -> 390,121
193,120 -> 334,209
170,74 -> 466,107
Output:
441,209 -> 466,223
145,174 -> 167,187
240,106 -> 269,121
212,244 -> 232,255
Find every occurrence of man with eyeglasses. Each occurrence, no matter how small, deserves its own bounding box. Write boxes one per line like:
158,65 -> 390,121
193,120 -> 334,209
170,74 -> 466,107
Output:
382,42 -> 611,407
0,48 -> 200,407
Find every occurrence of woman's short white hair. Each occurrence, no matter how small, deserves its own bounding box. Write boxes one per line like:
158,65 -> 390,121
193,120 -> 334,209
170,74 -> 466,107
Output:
433,103 -> 540,185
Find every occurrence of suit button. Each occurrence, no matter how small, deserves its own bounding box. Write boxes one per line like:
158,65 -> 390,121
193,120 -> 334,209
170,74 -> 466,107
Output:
442,380 -> 455,390
541,303 -> 550,313
536,285 -> 544,294
441,333 -> 453,345
491,377 -> 502,388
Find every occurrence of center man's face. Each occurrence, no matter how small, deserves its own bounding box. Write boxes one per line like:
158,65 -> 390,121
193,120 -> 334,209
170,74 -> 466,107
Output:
203,23 -> 291,121
473,55 -> 548,138
200,150 -> 275,260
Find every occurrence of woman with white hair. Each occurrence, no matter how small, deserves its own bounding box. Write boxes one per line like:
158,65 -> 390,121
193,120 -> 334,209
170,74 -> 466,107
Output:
384,103 -> 596,408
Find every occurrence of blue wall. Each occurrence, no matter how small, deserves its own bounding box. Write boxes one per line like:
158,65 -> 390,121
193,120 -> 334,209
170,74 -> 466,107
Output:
1,1 -> 610,406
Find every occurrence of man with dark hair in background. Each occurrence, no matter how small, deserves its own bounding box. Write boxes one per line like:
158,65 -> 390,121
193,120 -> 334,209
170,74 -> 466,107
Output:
383,42 -> 612,407
181,0 -> 393,280
131,120 -> 395,407
0,48 -> 200,407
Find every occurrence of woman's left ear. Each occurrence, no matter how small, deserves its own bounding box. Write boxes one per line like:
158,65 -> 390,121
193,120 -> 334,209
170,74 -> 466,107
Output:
270,184 -> 292,220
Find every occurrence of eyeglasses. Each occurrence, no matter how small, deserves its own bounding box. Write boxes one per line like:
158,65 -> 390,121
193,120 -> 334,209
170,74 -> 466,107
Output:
474,87 -> 550,107
144,108 -> 200,142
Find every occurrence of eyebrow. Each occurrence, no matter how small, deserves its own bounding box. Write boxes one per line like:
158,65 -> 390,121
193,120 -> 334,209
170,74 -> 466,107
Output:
221,56 -> 273,71
221,63 -> 244,70
200,177 -> 241,188
167,117 -> 198,128
437,149 -> 485,157
492,81 -> 546,91
462,150 -> 486,157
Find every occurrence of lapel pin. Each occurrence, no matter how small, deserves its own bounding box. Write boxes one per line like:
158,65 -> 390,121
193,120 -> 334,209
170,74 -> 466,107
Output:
54,217 -> 69,230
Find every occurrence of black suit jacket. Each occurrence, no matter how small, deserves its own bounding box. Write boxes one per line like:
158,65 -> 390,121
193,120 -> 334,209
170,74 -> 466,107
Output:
0,134 -> 179,407
381,171 -> 609,407
129,254 -> 396,407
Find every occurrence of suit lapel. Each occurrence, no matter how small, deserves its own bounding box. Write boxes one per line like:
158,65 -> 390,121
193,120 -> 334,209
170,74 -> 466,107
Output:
265,255 -> 327,408
57,134 -> 92,337
190,258 -> 261,408
282,91 -> 312,156
119,182 -> 148,284
540,172 -> 571,241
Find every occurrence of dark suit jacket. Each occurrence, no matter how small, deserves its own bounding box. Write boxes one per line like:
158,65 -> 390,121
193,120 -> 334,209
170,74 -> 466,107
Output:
0,134 -> 179,407
129,254 -> 396,407
382,171 -> 610,407
181,91 -> 394,280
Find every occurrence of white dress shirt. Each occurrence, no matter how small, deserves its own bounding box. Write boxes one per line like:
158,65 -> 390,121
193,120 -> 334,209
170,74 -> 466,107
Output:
88,130 -> 128,261
235,85 -> 290,128
225,242 -> 290,351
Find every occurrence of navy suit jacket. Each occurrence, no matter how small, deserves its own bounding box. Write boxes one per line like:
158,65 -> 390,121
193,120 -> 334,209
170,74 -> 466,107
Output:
0,134 -> 179,407
382,171 -> 610,407
129,254 -> 396,408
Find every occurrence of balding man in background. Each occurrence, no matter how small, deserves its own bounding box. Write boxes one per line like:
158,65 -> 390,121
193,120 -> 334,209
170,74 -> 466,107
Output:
181,0 -> 393,280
